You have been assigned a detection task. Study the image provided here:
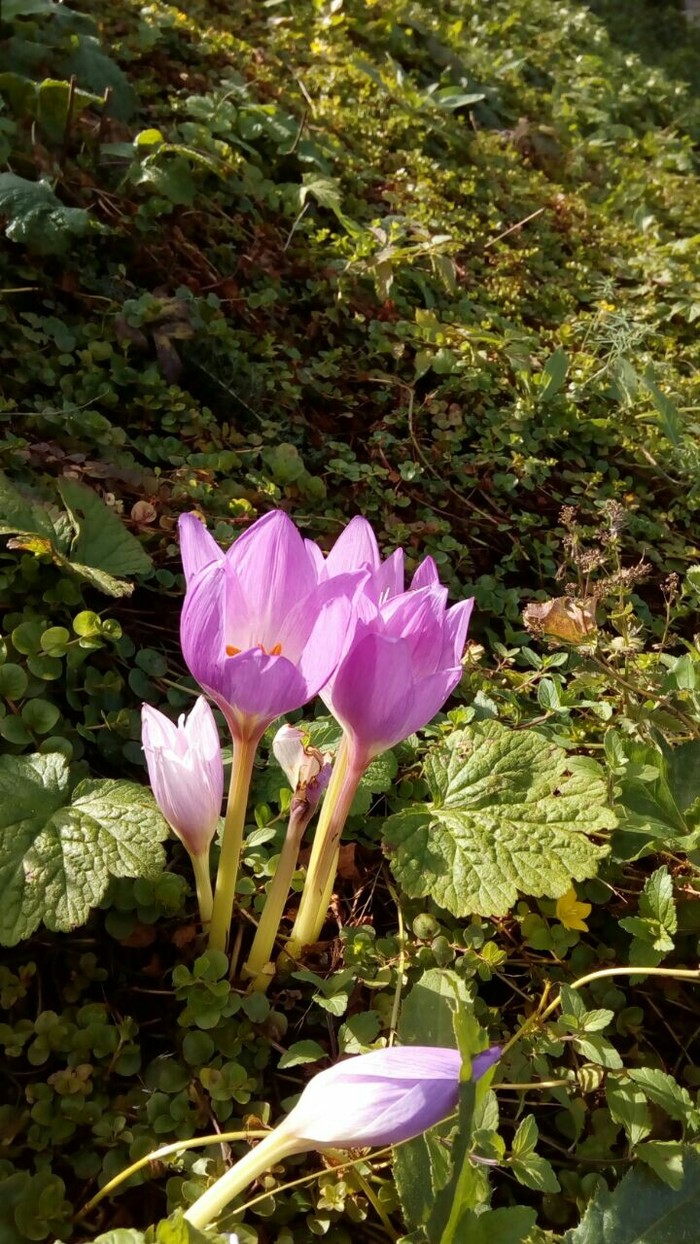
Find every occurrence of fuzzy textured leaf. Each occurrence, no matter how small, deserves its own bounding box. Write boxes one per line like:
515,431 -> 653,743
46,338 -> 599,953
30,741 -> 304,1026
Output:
564,1146 -> 700,1243
58,478 -> 153,579
0,754 -> 168,946
383,722 -> 612,917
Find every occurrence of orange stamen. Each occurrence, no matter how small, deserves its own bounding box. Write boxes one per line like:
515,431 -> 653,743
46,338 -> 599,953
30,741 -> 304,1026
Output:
226,644 -> 241,656
225,642 -> 283,657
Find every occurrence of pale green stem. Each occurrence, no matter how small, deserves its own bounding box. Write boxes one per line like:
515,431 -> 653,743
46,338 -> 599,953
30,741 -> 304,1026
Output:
242,802 -> 312,988
208,736 -> 258,955
287,736 -> 365,956
191,851 -> 214,926
184,1128 -> 304,1230
74,1129 -> 269,1222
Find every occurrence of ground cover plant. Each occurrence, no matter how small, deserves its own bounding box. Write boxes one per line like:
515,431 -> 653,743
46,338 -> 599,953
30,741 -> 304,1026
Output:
2,0 -> 700,1239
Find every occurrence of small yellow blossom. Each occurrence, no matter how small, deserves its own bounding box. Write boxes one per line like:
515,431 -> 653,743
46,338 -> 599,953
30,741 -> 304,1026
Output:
556,887 -> 592,932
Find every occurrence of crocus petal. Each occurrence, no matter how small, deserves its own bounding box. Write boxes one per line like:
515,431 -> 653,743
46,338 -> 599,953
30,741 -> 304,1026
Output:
180,560 -> 227,695
327,631 -> 416,760
442,597 -> 474,666
217,649 -> 307,735
305,538 -> 325,577
273,724 -> 307,789
179,514 -> 224,586
373,547 -> 405,601
400,666 -> 464,740
141,699 -> 223,856
411,555 -> 440,590
279,1045 -> 501,1150
380,585 -> 449,677
324,515 -> 381,577
226,510 -> 317,637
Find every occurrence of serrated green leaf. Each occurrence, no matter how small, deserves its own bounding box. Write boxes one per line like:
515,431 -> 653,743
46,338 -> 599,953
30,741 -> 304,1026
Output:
511,1151 -> 561,1194
564,1146 -> 700,1243
639,866 -> 677,934
629,1068 -> 699,1127
512,1113 -> 538,1158
636,1142 -> 688,1190
0,755 -> 168,946
606,1077 -> 652,1146
384,722 -> 612,917
0,173 -> 91,255
58,478 -> 153,579
573,1034 -> 623,1069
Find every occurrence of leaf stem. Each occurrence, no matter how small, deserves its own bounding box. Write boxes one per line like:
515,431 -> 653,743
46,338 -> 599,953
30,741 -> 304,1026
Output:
208,736 -> 257,955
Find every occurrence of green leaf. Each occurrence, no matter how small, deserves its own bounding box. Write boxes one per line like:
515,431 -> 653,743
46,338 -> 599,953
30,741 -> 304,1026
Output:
540,347 -> 569,401
57,478 -> 153,579
564,1146 -> 700,1243
606,1077 -> 652,1146
0,173 -> 91,255
636,1142 -> 688,1190
511,1151 -> 561,1194
512,1114 -> 538,1158
384,722 -> 612,917
0,469 -> 55,540
628,1068 -> 699,1127
0,754 -> 168,946
446,1207 -> 536,1244
640,866 -> 677,933
36,78 -> 104,144
278,1040 -> 326,1069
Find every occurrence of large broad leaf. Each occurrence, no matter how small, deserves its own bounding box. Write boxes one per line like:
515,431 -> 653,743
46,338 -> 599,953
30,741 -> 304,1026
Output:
564,1146 -> 700,1243
383,722 -> 612,917
0,471 -> 152,596
58,477 -> 153,578
0,173 -> 91,255
0,753 -> 168,946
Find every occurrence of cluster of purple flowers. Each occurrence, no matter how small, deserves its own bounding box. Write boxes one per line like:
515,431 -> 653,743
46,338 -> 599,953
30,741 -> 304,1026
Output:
141,509 -> 473,957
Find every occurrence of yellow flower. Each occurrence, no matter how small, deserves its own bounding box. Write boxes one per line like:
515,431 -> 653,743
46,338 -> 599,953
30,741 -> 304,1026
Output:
556,887 -> 592,932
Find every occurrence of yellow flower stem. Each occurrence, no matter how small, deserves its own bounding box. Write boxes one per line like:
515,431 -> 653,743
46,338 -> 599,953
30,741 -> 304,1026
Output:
190,851 -> 214,926
500,964 -> 700,1058
208,736 -> 258,955
286,736 -> 364,956
242,804 -> 311,989
74,1128 -> 269,1221
184,1128 -> 303,1230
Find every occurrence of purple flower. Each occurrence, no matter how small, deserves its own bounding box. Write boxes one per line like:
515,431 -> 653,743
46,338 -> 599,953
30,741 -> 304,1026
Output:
313,513 -> 440,603
141,697 -> 223,858
278,1044 -> 502,1149
184,1043 -> 501,1230
324,583 -> 473,767
179,511 -> 356,743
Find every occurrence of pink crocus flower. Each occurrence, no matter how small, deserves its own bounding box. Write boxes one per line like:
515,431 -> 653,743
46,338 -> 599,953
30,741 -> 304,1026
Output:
179,511 -> 356,745
141,697 -> 223,857
184,1044 -> 501,1230
141,697 -> 223,923
289,518 -> 473,951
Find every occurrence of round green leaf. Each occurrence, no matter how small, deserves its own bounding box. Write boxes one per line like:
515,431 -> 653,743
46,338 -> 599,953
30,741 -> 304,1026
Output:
40,626 -> 70,657
0,716 -> 32,745
73,611 -> 102,637
135,648 -> 168,677
39,736 -> 74,761
11,620 -> 45,655
0,663 -> 28,700
27,654 -> 63,680
21,699 -> 61,735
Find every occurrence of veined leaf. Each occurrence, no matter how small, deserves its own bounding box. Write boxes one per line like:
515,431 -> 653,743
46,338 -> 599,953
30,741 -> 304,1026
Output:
383,722 -> 612,917
0,173 -> 91,255
0,754 -> 168,946
564,1146 -> 700,1242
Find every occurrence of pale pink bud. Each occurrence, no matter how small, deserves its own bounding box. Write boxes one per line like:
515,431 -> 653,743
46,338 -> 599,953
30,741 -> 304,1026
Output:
141,697 -> 224,858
